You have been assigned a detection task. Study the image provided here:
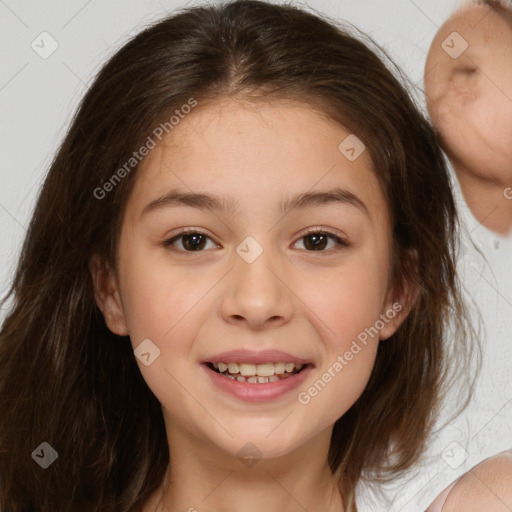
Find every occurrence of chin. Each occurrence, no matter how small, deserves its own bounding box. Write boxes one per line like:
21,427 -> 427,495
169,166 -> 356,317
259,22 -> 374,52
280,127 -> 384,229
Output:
211,424 -> 313,462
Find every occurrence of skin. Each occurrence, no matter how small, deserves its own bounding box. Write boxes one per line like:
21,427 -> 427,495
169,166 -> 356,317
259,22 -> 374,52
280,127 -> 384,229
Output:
424,2 -> 512,235
90,97 -> 413,512
425,3 -> 512,509
441,451 -> 512,512
427,451 -> 512,512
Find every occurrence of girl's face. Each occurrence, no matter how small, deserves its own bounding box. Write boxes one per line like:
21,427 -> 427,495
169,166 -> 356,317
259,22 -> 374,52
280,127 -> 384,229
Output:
94,98 -> 409,462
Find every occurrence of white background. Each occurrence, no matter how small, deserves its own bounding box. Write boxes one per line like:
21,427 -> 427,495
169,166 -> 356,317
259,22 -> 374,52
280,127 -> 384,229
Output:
0,0 -> 465,316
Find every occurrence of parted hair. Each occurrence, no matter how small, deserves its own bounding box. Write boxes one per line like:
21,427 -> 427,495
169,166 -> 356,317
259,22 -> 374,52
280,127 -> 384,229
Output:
0,1 -> 478,510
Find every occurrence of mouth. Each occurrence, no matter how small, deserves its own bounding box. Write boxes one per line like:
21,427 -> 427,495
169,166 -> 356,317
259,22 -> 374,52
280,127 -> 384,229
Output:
200,349 -> 314,402
205,361 -> 309,383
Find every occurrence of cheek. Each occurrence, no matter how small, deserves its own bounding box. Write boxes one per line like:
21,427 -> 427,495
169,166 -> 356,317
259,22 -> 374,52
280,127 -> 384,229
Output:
315,282 -> 384,341
121,266 -> 210,425
120,248 -> 208,343
297,323 -> 379,429
323,282 -> 382,380
308,257 -> 389,405
472,92 -> 512,161
299,264 -> 385,389
437,78 -> 512,179
312,256 -> 388,331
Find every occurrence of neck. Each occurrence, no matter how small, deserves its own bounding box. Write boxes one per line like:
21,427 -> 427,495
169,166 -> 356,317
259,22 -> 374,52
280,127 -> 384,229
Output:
453,162 -> 512,235
145,419 -> 344,512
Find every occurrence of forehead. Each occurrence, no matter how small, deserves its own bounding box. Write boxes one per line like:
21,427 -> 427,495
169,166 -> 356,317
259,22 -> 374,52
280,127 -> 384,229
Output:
139,97 -> 375,183
128,97 -> 389,224
161,97 -> 346,149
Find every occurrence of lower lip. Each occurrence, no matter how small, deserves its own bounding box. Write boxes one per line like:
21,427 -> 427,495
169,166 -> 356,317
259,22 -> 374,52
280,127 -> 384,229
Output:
201,364 -> 313,402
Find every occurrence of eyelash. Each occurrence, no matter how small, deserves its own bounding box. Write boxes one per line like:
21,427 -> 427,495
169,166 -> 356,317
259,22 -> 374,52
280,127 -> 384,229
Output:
162,227 -> 349,254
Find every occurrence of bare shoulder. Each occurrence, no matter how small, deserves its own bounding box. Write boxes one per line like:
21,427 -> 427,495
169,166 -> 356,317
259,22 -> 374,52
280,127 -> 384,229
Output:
442,450 -> 512,512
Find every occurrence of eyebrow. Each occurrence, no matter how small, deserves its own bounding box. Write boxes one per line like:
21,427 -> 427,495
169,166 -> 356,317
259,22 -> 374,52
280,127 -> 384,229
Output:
141,187 -> 370,218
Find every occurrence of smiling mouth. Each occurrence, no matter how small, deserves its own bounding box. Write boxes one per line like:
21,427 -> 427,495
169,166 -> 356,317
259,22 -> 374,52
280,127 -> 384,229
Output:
205,361 -> 309,383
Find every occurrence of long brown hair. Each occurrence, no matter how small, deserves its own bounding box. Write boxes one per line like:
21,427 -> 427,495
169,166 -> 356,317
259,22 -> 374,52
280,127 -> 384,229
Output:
0,1 -> 479,510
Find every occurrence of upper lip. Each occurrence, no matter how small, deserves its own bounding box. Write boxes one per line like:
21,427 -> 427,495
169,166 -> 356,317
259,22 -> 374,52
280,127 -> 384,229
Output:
203,349 -> 312,366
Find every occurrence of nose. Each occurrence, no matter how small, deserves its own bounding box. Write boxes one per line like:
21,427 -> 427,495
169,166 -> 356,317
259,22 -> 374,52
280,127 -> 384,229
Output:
219,246 -> 294,330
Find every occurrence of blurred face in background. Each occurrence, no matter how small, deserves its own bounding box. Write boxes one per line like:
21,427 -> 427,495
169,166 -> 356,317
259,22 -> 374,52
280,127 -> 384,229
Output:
425,3 -> 512,185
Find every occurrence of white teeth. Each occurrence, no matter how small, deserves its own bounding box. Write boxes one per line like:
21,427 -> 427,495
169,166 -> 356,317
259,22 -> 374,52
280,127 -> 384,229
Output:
256,363 -> 275,377
274,362 -> 285,374
239,363 -> 257,376
210,360 -> 307,383
227,362 -> 239,374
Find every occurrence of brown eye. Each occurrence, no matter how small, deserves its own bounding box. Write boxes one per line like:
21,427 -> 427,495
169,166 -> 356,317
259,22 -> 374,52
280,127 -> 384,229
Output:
304,233 -> 330,251
180,233 -> 207,251
294,230 -> 348,252
163,230 -> 218,252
